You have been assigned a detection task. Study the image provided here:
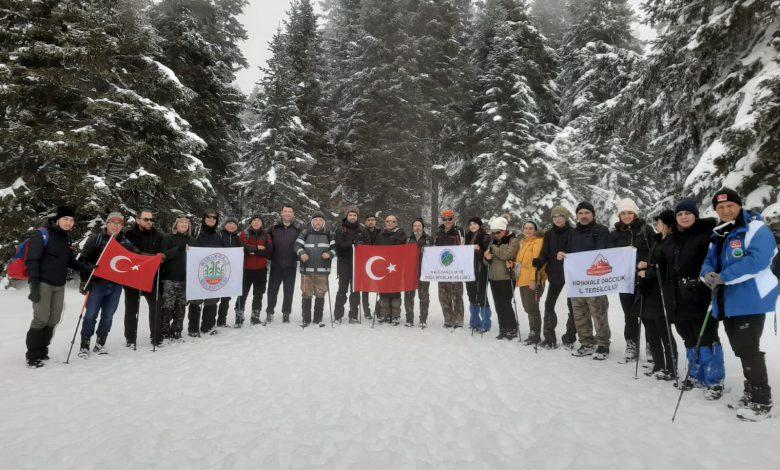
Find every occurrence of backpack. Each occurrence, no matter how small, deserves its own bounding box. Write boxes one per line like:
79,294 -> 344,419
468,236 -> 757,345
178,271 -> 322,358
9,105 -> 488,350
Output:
7,227 -> 50,281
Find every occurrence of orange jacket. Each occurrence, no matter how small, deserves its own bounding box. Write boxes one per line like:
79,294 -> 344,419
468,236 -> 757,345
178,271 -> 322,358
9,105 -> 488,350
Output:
515,236 -> 547,287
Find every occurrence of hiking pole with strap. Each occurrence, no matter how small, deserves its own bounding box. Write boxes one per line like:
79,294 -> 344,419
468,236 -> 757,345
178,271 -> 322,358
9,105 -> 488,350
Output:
153,268 -> 160,352
65,233 -> 114,363
508,268 -> 521,343
672,286 -> 719,422
327,277 -> 334,328
635,293 -> 644,379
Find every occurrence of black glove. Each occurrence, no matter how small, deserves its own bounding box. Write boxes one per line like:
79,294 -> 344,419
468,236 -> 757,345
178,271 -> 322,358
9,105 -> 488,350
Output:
532,258 -> 543,269
28,283 -> 41,303
79,281 -> 90,295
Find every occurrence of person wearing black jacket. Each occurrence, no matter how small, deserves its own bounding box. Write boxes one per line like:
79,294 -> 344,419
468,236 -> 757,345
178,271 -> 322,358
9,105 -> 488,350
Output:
216,217 -> 243,327
358,213 -> 381,319
122,209 -> 163,348
266,205 -> 301,323
24,206 -> 93,368
376,215 -> 407,324
188,210 -> 224,336
607,198 -> 656,362
533,206 -> 576,349
435,210 -> 466,328
636,210 -> 677,380
405,218 -> 432,328
659,198 -> 723,399
334,207 -> 364,324
465,217 -> 492,333
78,211 -> 136,357
159,215 -> 195,342
564,202 -> 611,360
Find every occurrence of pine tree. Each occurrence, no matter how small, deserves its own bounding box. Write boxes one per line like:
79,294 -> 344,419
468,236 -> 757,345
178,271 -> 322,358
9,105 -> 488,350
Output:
608,0 -> 779,214
0,0 -> 209,255
149,0 -> 248,211
529,0 -> 569,48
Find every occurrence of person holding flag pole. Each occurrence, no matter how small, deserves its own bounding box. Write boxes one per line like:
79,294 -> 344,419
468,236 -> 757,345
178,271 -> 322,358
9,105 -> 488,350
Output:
23,206 -> 94,368
77,211 -> 136,358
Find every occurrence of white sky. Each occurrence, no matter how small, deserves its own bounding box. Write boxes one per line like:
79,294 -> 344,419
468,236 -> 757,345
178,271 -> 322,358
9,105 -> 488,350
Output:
233,0 -> 656,95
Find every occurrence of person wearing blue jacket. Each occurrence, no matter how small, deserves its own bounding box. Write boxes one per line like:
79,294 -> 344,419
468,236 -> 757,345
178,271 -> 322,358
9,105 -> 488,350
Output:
701,188 -> 779,421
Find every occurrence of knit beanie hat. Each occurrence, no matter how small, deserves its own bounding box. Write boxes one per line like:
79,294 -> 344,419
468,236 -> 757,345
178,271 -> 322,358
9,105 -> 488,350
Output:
172,214 -> 191,234
311,211 -> 325,221
575,201 -> 595,216
489,217 -> 508,232
616,198 -> 640,215
653,209 -> 676,228
467,216 -> 483,227
712,188 -> 743,208
55,206 -> 76,221
550,205 -> 571,219
674,198 -> 699,218
441,209 -> 456,219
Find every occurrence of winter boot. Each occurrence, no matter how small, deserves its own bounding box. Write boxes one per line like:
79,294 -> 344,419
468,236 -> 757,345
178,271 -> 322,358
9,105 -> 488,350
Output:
479,305 -> 492,333
701,344 -> 725,400
523,332 -> 540,347
685,347 -> 704,388
266,312 -> 274,324
736,384 -> 773,421
78,337 -> 91,358
93,336 -> 108,355
624,340 -> 638,362
593,346 -> 609,361
504,328 -> 518,340
349,317 -> 359,324
495,328 -> 507,340
539,339 -> 558,350
25,328 -> 45,368
420,321 -> 427,329
234,309 -> 244,328
301,298 -> 313,326
468,304 -> 480,330
251,310 -> 264,326
313,298 -> 325,325
282,312 -> 290,323
572,345 -> 596,357
728,381 -> 752,410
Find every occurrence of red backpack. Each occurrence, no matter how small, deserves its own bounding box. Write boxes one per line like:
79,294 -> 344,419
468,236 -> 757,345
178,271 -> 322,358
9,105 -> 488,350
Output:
6,228 -> 49,281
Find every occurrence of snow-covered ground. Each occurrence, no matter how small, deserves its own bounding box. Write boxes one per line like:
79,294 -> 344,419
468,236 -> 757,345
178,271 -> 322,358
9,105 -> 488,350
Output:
1,279 -> 778,469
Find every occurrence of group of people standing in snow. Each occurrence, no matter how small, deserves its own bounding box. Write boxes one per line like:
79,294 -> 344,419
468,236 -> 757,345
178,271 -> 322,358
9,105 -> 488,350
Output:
19,187 -> 779,420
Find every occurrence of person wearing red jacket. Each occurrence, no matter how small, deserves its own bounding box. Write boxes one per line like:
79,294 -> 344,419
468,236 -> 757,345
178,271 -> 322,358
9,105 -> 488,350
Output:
236,215 -> 273,327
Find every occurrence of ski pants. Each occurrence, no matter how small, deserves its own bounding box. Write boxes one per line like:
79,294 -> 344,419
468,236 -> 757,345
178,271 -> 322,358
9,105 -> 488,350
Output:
571,295 -> 610,349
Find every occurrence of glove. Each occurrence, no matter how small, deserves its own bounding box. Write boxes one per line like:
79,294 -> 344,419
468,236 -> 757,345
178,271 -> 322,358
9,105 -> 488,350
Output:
532,258 -> 543,269
28,283 -> 41,303
79,281 -> 90,295
702,271 -> 724,290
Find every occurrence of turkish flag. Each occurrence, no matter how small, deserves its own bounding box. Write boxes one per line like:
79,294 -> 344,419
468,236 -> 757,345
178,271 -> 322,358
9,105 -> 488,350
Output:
354,244 -> 420,293
93,238 -> 163,292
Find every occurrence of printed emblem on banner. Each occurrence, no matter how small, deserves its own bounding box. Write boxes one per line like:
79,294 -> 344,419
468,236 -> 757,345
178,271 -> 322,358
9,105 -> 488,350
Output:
730,239 -> 742,249
440,249 -> 455,267
198,253 -> 231,291
586,254 -> 612,276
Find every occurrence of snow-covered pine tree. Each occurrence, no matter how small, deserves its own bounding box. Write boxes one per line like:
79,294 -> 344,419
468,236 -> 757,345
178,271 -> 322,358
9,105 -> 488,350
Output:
610,0 -> 779,217
549,0 -> 658,221
529,0 -> 569,48
0,0 -> 209,256
149,0 -> 248,212
241,22 -> 320,217
454,0 -> 569,222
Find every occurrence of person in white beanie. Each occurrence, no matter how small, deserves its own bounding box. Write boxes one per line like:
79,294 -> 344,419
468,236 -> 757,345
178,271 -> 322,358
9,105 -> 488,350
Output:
608,198 -> 656,362
484,215 -> 520,339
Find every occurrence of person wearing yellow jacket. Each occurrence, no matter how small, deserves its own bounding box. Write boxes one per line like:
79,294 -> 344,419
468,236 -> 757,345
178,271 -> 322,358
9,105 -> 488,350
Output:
513,221 -> 547,346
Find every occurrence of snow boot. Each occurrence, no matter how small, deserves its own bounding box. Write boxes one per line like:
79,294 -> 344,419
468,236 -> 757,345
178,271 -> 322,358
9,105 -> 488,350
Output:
562,341 -> 575,351
420,321 -> 427,329
523,332 -> 540,347
624,340 -> 638,362
302,298 -> 313,326
685,347 -> 704,388
348,318 -> 359,324
572,345 -> 596,357
728,381 -> 751,410
701,344 -> 725,399
251,310 -> 264,326
188,331 -> 201,338
94,336 -> 108,355
653,369 -> 675,381
479,305 -> 492,333
41,326 -> 54,360
504,328 -> 518,340
78,338 -> 91,358
334,317 -> 343,325
405,320 -> 413,327
495,328 -> 507,340
282,312 -> 290,323
736,384 -> 773,421
593,346 -> 609,361
25,328 -> 45,366
234,309 -> 244,328
539,339 -> 557,350
126,340 -> 135,348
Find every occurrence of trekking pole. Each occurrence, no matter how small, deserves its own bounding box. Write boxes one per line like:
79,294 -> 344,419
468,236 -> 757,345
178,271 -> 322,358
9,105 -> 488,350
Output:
534,270 -> 543,354
327,277 -> 334,328
655,264 -> 678,387
508,271 -> 521,342
65,292 -> 91,364
671,286 -> 718,422
153,269 -> 160,353
634,293 -> 644,379
371,293 -> 376,328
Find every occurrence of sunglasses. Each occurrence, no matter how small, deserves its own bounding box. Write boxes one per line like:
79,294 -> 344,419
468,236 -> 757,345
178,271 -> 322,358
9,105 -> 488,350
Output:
442,218 -> 453,222
140,217 -> 155,222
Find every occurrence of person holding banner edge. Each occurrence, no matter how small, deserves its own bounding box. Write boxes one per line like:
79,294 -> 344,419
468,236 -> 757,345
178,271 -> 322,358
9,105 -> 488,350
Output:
376,215 -> 407,325
405,218 -> 432,328
560,202 -> 611,360
24,206 -> 94,368
159,214 -> 195,342
188,210 -> 224,337
435,210 -> 465,329
217,217 -> 243,327
700,188 -> 778,421
465,217 -> 491,334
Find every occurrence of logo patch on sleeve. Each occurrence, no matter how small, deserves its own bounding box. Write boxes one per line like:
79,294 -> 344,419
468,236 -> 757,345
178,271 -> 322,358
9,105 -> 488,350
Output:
730,239 -> 742,249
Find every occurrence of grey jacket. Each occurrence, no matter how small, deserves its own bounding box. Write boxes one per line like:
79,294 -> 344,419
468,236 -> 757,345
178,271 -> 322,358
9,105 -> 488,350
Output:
295,223 -> 336,275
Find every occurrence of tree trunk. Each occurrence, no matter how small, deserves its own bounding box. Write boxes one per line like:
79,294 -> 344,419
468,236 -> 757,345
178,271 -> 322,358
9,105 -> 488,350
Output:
430,171 -> 439,229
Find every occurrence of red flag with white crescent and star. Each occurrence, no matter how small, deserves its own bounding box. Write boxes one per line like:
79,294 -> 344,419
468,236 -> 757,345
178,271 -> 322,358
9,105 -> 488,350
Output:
93,238 -> 163,292
353,244 -> 420,293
